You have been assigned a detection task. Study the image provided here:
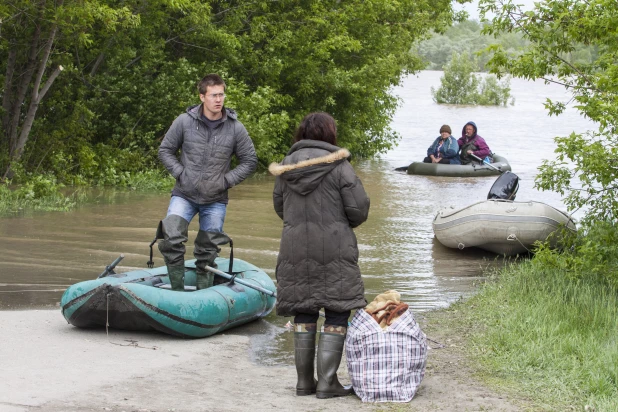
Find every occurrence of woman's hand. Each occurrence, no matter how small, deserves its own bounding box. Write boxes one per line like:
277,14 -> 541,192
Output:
467,150 -> 473,155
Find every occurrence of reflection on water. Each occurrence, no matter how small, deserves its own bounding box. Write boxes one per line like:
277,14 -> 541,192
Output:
0,71 -> 596,365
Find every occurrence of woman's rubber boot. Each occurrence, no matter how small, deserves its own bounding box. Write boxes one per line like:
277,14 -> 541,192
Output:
294,324 -> 317,396
316,331 -> 354,399
167,263 -> 186,291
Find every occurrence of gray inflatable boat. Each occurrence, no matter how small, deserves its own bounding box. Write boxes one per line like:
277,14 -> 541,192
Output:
433,199 -> 576,256
407,154 -> 511,177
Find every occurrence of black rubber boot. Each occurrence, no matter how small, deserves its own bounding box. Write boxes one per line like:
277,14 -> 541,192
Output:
167,263 -> 186,291
316,333 -> 354,399
194,230 -> 231,290
195,270 -> 214,290
158,215 -> 189,291
294,331 -> 317,396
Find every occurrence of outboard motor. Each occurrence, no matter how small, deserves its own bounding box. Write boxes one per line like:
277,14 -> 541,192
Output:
487,171 -> 519,200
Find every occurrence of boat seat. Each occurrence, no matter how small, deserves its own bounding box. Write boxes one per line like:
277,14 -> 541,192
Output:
157,284 -> 197,291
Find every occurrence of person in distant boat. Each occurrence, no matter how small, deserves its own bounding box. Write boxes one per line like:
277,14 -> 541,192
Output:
157,73 -> 257,291
423,124 -> 460,164
458,121 -> 491,165
269,112 -> 370,399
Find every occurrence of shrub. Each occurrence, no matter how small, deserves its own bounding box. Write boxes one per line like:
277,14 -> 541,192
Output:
431,52 -> 513,106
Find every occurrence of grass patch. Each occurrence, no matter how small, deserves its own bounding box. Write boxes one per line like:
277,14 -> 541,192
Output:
464,258 -> 618,411
0,169 -> 173,216
115,169 -> 175,191
0,176 -> 86,216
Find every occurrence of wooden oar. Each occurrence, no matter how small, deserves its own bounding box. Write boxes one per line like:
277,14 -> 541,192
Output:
204,265 -> 277,298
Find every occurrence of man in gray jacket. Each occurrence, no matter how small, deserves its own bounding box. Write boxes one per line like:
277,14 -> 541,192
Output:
157,73 -> 257,291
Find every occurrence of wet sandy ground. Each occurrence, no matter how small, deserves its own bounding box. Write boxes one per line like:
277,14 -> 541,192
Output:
0,310 -> 522,412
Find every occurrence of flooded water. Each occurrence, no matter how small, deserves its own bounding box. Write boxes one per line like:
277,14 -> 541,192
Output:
0,71 -> 595,364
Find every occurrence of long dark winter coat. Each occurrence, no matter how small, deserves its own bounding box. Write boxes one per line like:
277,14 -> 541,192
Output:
269,140 -> 370,316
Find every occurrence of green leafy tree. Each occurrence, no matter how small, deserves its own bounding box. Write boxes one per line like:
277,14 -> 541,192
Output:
476,75 -> 513,106
431,52 -> 480,104
2,0 -> 467,185
479,0 -> 618,223
417,18 -> 594,71
0,0 -> 139,180
431,52 -> 512,105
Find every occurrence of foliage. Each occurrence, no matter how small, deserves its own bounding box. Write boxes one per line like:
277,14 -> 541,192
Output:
0,174 -> 84,215
431,52 -> 512,105
476,75 -> 513,106
417,18 -> 596,71
458,225 -> 618,411
0,0 -> 139,178
462,256 -> 618,411
479,0 -> 618,224
1,0 -> 464,185
534,222 -> 618,290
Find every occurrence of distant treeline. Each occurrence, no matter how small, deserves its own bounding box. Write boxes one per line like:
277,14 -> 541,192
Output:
417,20 -> 598,71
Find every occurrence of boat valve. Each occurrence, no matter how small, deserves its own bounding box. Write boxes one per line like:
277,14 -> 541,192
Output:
458,243 -> 465,250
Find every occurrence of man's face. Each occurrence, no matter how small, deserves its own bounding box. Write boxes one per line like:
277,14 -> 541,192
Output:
465,125 -> 474,137
200,85 -> 225,119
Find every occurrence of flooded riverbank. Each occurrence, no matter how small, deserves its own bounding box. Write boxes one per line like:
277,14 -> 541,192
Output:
0,71 -> 595,365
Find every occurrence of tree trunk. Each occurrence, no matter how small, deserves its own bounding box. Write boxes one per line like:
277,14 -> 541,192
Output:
2,0 -> 64,180
6,1 -> 45,157
1,49 -> 17,145
11,65 -> 64,162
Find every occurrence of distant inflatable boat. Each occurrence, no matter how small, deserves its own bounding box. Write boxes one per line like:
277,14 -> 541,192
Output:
432,200 -> 576,256
60,258 -> 276,338
406,154 -> 511,177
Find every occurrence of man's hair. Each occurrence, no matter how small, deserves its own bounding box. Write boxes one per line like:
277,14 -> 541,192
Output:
198,74 -> 226,95
293,112 -> 338,146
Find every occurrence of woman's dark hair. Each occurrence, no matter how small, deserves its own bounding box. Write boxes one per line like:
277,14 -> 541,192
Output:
293,112 -> 337,146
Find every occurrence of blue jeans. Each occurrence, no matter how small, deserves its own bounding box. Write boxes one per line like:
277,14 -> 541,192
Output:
167,196 -> 226,232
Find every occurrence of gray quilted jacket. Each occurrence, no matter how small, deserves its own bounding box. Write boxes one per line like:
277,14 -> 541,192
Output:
269,140 -> 370,316
159,105 -> 257,204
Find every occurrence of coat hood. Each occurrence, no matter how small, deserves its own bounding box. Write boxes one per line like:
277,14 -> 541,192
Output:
461,121 -> 478,140
269,140 -> 350,196
186,104 -> 238,121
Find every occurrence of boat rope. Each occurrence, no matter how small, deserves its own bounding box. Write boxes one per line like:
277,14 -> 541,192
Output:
426,337 -> 445,349
507,233 -> 532,253
106,292 -> 110,337
105,290 -> 158,350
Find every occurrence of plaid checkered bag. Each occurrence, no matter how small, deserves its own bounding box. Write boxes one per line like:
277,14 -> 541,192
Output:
345,308 -> 427,402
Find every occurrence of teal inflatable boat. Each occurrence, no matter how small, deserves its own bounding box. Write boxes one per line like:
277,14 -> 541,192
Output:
60,258 -> 276,338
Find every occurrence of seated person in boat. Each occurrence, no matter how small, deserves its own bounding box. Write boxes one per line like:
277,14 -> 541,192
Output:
457,121 -> 491,165
423,125 -> 460,165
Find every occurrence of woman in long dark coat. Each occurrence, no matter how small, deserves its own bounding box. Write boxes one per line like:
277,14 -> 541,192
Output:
269,112 -> 370,399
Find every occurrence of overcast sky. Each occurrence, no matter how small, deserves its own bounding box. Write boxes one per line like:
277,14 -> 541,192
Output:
455,0 -> 538,20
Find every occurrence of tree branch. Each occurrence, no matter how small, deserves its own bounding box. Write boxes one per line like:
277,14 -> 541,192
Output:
31,19 -> 59,101
11,65 -> 64,160
7,0 -> 45,153
1,49 -> 17,139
